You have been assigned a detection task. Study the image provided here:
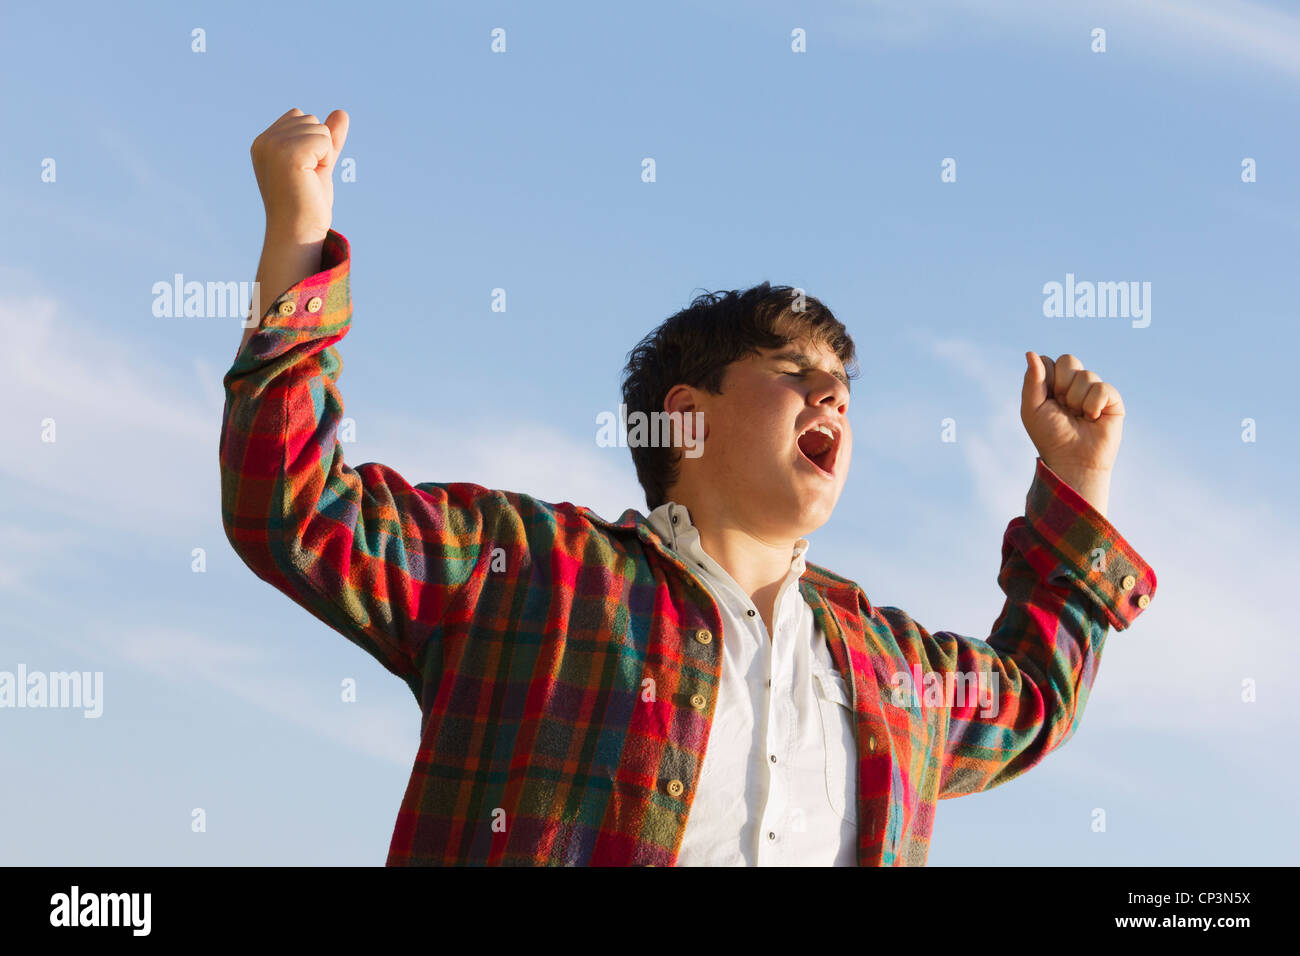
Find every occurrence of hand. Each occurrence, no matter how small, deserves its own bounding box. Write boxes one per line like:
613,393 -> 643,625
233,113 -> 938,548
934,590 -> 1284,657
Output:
1021,352 -> 1125,512
250,107 -> 349,243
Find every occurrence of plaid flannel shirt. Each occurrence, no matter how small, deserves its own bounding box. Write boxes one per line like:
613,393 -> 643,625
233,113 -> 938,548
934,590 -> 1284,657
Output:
219,230 -> 1158,866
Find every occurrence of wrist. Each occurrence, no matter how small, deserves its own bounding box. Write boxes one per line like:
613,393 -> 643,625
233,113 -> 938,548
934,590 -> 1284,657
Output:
263,218 -> 330,246
1041,459 -> 1112,518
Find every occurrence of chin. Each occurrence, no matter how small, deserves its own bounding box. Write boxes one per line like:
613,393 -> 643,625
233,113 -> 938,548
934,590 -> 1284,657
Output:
786,490 -> 838,536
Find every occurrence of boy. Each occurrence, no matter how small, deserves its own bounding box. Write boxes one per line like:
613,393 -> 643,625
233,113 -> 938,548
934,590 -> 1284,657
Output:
221,108 -> 1156,866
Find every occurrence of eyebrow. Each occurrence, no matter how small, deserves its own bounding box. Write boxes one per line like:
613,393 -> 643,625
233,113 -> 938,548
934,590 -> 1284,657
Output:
769,349 -> 852,391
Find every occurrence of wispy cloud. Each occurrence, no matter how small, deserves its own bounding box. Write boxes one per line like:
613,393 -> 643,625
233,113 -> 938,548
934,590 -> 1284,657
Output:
102,626 -> 417,767
0,292 -> 217,535
1133,0 -> 1300,79
0,290 -> 648,542
835,0 -> 1300,80
0,523 -> 87,606
356,415 -> 649,525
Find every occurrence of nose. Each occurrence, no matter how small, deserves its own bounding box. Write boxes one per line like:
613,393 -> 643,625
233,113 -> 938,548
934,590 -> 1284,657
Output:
810,370 -> 849,416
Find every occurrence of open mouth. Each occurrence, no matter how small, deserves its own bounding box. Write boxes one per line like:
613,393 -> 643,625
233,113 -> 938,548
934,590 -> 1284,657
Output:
796,421 -> 841,478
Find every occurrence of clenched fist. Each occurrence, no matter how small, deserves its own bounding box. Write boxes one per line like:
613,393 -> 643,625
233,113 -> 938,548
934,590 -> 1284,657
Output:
250,107 -> 349,243
1021,351 -> 1125,516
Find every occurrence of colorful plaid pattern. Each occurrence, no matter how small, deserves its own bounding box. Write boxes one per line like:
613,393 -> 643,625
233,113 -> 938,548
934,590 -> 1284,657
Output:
220,230 -> 1157,866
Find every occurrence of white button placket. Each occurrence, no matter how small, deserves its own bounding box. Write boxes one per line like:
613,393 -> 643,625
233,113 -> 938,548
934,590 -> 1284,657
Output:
759,568 -> 798,865
757,604 -> 781,864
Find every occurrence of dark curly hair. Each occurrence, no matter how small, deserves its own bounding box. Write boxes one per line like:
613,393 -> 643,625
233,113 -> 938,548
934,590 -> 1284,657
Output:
621,283 -> 857,510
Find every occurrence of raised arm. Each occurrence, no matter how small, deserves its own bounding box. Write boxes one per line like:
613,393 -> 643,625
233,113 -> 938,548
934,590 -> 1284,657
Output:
220,109 -> 523,697
903,353 -> 1155,795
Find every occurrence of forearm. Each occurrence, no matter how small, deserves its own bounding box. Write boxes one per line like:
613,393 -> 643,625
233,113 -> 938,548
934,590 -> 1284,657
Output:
237,227 -> 326,356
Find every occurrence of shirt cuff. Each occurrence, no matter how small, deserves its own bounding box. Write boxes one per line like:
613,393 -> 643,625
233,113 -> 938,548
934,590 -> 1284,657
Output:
1018,456 -> 1157,631
238,229 -> 352,364
264,228 -> 349,325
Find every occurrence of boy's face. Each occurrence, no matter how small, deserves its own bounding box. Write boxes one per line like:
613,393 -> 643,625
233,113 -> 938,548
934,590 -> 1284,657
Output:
683,338 -> 852,539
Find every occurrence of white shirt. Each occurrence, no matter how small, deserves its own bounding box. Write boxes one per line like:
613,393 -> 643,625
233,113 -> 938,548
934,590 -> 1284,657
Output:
647,501 -> 859,866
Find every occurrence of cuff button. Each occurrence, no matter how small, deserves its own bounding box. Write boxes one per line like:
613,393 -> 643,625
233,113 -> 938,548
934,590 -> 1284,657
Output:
306,296 -> 323,313
1136,593 -> 1150,608
276,300 -> 296,316
1121,574 -> 1137,591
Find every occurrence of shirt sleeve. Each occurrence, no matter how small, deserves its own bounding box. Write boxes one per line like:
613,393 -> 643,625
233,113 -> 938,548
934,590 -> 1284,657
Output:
219,230 -> 520,697
877,456 -> 1157,799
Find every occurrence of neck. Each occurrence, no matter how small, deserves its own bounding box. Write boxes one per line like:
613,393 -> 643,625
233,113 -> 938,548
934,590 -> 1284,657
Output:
668,485 -> 801,634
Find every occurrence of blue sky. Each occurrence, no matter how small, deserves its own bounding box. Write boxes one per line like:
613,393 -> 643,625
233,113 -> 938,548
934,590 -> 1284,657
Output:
0,0 -> 1296,865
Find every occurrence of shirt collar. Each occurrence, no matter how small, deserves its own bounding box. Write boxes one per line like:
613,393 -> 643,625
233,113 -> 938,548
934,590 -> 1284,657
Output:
569,499 -> 870,616
646,500 -> 810,574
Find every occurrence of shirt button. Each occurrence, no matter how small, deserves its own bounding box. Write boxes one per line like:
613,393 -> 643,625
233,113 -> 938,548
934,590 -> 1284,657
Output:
694,628 -> 712,645
276,300 -> 296,316
868,735 -> 876,752
1137,593 -> 1150,608
689,693 -> 707,711
1121,574 -> 1137,591
769,754 -> 776,763
306,295 -> 323,313
666,779 -> 684,797
768,832 -> 776,841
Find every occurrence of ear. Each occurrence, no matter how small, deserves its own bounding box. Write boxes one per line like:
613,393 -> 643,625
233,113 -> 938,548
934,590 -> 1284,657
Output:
662,384 -> 696,422
663,385 -> 707,447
